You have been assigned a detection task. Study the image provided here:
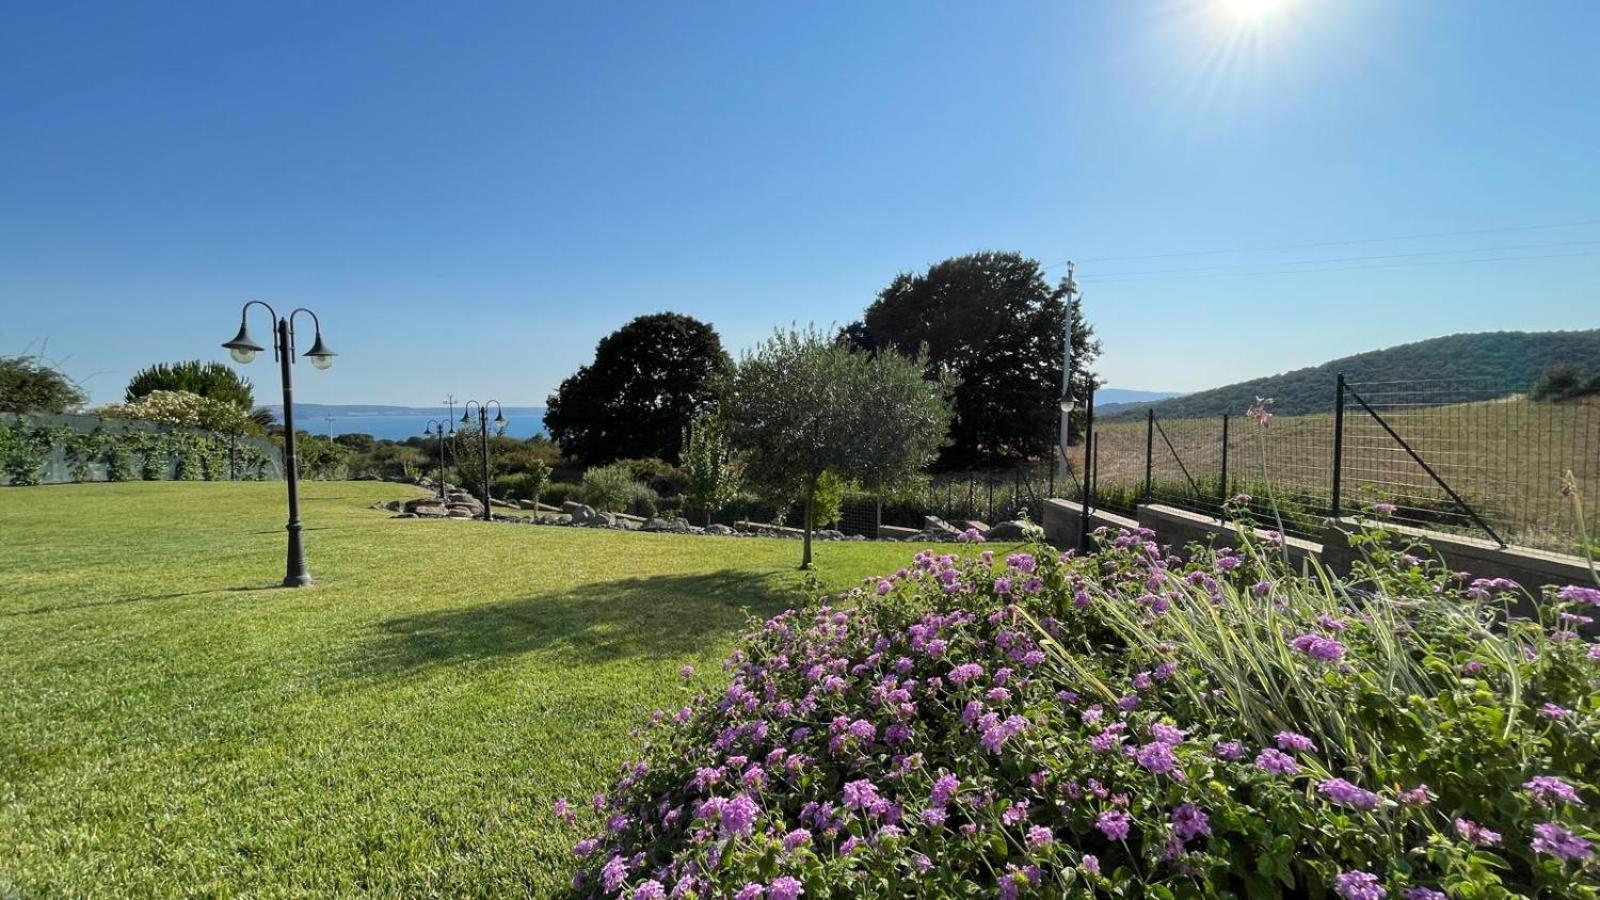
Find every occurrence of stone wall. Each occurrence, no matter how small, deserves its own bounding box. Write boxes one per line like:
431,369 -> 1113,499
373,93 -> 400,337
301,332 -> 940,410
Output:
1041,499 -> 1594,590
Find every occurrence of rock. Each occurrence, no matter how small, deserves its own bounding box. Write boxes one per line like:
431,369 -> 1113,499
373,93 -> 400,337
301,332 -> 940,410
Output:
706,524 -> 737,536
984,519 -> 1039,542
516,499 -> 539,510
643,516 -> 693,533
924,515 -> 960,535
816,529 -> 845,541
877,524 -> 920,541
447,504 -> 481,518
446,508 -> 475,519
403,496 -> 445,513
563,500 -> 596,517
490,497 -> 517,509
391,512 -> 417,519
959,520 -> 990,534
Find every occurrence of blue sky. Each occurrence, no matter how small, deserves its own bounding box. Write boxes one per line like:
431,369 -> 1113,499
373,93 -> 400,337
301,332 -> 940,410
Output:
3,0 -> 1597,407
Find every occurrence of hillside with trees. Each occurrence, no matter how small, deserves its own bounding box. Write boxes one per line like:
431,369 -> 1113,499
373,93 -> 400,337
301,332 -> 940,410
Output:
1100,329 -> 1600,421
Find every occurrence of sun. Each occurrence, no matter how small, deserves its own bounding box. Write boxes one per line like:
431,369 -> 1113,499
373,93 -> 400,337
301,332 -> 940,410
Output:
1219,0 -> 1288,23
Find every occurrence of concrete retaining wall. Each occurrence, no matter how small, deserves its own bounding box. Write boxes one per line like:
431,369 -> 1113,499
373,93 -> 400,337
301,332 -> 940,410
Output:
1040,499 -> 1594,590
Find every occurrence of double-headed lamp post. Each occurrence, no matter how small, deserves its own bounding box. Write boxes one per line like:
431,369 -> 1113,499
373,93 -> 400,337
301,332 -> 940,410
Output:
423,419 -> 452,501
222,301 -> 336,587
460,400 -> 506,522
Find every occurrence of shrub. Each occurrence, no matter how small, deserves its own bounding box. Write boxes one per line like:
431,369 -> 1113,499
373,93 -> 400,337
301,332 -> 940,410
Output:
580,464 -> 640,513
500,462 -> 552,504
542,481 -> 581,507
100,390 -> 253,435
628,483 -> 659,518
560,519 -> 1600,898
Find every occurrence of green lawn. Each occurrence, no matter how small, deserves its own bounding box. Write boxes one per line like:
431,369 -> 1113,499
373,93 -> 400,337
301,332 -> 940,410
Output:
0,481 -> 914,897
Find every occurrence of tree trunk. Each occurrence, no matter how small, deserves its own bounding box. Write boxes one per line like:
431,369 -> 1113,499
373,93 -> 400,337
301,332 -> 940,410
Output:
800,473 -> 818,569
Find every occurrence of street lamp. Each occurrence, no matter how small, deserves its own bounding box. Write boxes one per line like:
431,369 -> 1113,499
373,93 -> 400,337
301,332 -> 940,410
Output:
423,418 -> 452,502
222,301 -> 336,587
460,400 -> 507,522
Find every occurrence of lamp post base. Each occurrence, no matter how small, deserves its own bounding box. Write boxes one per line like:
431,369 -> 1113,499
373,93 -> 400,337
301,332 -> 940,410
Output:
283,522 -> 312,587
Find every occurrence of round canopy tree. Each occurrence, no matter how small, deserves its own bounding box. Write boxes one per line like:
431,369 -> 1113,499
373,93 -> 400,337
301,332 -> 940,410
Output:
545,313 -> 730,466
720,326 -> 953,568
126,360 -> 255,410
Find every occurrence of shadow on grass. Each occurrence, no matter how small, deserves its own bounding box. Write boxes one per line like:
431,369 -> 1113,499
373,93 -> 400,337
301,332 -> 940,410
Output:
350,569 -> 801,677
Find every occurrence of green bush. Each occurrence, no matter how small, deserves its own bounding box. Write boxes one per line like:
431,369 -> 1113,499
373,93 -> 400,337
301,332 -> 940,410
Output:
628,483 -> 659,518
579,464 -> 639,512
541,481 -> 581,507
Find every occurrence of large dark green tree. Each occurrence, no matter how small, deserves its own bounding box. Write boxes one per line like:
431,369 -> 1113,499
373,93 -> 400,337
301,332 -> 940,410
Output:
126,360 -> 255,409
847,251 -> 1098,468
544,313 -> 730,465
0,354 -> 86,413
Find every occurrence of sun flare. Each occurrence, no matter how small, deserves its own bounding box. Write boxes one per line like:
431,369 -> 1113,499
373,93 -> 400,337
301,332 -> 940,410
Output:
1220,0 -> 1288,23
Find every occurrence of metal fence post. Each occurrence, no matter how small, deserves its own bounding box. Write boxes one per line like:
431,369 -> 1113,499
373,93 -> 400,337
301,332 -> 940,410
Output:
1079,385 -> 1095,551
1331,373 -> 1345,519
1144,409 -> 1154,502
1219,413 -> 1230,512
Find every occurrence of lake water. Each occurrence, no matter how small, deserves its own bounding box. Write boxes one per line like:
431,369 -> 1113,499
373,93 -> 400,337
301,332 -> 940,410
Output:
293,411 -> 547,442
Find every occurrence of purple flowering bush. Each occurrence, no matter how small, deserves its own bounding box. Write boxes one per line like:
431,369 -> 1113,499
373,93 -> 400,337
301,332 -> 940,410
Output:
560,521 -> 1600,898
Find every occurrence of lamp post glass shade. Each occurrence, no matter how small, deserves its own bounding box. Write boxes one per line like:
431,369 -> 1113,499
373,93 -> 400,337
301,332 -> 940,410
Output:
223,322 -> 265,364
303,333 -> 336,370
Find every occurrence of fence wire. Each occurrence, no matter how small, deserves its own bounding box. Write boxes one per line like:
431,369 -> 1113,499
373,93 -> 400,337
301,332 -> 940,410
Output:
1083,377 -> 1598,553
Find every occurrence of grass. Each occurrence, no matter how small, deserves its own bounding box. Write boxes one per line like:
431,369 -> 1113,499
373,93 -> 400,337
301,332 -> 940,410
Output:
0,481 -> 916,897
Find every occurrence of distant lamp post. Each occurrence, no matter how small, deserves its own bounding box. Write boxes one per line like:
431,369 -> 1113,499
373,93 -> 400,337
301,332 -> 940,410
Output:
460,400 -> 506,522
423,418 -> 452,501
222,301 -> 336,587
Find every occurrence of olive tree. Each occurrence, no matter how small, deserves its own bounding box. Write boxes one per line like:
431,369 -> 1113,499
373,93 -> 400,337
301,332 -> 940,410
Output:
721,326 -> 954,568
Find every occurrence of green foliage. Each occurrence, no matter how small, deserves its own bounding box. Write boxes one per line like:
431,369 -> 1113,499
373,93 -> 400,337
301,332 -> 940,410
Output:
499,460 -> 551,503
126,360 -> 255,410
848,251 -> 1098,467
289,433 -> 351,480
811,469 -> 852,528
567,522 -> 1600,899
682,414 -> 741,524
1106,328 -> 1600,421
615,457 -> 686,498
540,480 -> 582,507
579,463 -> 641,513
101,390 -> 255,435
721,325 -> 954,565
544,312 -> 730,465
0,423 -> 67,485
1532,363 -> 1600,402
0,354 -> 86,414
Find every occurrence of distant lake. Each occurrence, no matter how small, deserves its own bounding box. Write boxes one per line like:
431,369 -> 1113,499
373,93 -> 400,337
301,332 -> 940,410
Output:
281,409 -> 547,442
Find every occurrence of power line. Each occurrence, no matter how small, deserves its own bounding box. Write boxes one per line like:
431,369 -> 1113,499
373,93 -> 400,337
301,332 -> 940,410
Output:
1047,218 -> 1600,269
1075,239 -> 1600,282
1072,248 -> 1600,284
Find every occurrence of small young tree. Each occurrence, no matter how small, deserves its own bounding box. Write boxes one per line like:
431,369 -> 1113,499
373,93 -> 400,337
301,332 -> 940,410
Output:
722,326 -> 953,568
681,414 -> 741,526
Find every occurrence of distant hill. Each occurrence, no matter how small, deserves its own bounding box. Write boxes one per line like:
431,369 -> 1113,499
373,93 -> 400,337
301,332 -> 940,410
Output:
1094,388 -> 1184,409
1100,329 -> 1600,422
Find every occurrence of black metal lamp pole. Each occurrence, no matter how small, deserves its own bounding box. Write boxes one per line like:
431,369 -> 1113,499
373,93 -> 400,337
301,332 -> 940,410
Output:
460,400 -> 506,522
423,419 -> 451,501
222,302 -> 336,587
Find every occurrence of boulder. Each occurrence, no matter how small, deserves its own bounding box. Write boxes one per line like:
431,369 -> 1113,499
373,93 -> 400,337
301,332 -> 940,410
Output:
705,524 -> 737,536
959,520 -> 990,534
923,515 -> 960,535
516,499 -> 539,510
403,496 -> 445,513
985,519 -> 1039,542
562,501 -> 596,518
446,508 -> 476,519
877,524 -> 921,541
643,516 -> 693,533
390,512 -> 418,519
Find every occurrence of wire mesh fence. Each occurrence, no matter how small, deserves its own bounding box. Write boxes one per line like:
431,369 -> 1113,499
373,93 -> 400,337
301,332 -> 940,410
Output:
1080,376 -> 1599,553
1339,377 -> 1597,552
